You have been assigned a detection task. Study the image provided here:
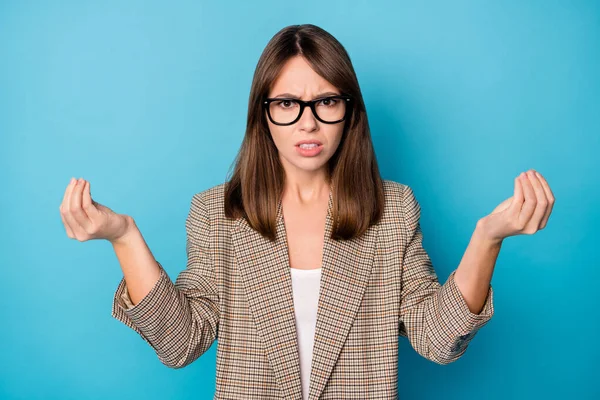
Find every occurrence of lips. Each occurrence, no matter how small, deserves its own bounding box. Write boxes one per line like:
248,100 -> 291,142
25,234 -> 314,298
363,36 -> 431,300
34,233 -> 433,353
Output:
295,140 -> 323,146
295,142 -> 324,157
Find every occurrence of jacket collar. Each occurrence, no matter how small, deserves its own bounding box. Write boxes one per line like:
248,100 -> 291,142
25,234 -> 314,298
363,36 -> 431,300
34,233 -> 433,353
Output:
231,190 -> 378,400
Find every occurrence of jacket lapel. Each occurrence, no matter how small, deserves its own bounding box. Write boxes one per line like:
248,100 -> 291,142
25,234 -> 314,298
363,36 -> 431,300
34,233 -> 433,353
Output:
231,190 -> 378,400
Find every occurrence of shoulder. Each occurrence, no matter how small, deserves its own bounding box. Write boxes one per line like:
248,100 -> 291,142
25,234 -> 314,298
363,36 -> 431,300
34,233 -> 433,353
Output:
186,182 -> 227,221
183,183 -> 231,241
381,179 -> 421,223
382,178 -> 414,207
382,179 -> 405,198
193,182 -> 226,209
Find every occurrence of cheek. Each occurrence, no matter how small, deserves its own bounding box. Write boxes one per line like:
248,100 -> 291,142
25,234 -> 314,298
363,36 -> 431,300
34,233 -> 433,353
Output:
327,127 -> 344,151
268,125 -> 291,151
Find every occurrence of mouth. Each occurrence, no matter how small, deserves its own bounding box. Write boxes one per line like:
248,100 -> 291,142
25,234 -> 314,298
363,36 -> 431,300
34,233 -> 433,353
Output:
295,140 -> 323,148
295,142 -> 324,157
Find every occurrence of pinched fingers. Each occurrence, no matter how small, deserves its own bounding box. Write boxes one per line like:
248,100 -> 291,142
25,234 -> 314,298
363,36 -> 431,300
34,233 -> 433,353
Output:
60,178 -> 84,239
60,177 -> 91,241
518,171 -> 537,231
510,173 -> 525,213
69,178 -> 93,231
60,178 -> 76,237
535,171 -> 555,229
525,170 -> 549,231
81,180 -> 98,218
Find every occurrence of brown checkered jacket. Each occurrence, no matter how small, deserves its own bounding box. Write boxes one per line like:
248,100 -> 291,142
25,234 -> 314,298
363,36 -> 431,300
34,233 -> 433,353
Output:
112,179 -> 494,399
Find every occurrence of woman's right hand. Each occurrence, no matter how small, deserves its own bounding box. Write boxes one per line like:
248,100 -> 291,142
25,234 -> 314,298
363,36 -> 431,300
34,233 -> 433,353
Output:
59,177 -> 132,244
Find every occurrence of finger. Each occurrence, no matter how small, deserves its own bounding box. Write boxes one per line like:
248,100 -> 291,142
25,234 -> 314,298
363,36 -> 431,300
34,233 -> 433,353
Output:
509,173 -> 525,215
60,209 -> 75,238
527,170 -> 548,230
64,176 -> 78,208
69,178 -> 92,231
81,180 -> 98,219
519,171 -> 537,229
60,178 -> 76,231
62,178 -> 87,237
61,177 -> 76,208
535,171 -> 555,229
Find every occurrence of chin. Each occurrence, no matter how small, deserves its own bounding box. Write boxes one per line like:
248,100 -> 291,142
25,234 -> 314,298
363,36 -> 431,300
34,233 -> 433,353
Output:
296,159 -> 330,171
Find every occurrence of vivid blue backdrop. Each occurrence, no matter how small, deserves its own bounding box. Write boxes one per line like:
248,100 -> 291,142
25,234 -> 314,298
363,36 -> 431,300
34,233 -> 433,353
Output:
1,1 -> 598,399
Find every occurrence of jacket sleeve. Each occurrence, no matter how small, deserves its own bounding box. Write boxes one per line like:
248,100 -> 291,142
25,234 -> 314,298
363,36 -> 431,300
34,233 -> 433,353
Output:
111,193 -> 220,369
398,185 -> 494,365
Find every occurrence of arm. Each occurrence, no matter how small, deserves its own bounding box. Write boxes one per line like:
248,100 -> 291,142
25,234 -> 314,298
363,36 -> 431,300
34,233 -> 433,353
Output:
451,169 -> 554,315
453,222 -> 502,315
111,193 -> 220,369
110,216 -> 162,307
398,185 -> 494,365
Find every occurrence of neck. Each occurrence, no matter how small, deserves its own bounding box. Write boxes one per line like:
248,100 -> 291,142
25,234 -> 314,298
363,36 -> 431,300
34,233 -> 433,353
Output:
282,167 -> 330,205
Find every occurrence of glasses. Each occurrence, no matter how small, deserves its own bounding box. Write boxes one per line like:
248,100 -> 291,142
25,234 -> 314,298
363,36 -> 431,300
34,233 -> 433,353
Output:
263,95 -> 352,126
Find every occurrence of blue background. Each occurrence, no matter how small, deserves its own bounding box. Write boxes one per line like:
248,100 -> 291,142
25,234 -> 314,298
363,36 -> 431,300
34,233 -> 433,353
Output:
1,1 -> 598,399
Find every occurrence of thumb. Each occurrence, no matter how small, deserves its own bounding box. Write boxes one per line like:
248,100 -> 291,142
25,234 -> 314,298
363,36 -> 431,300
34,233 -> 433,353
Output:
82,181 -> 99,216
509,174 -> 525,214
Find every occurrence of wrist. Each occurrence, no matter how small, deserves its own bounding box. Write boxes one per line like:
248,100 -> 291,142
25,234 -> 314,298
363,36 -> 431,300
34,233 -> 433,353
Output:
110,215 -> 138,246
475,217 -> 504,248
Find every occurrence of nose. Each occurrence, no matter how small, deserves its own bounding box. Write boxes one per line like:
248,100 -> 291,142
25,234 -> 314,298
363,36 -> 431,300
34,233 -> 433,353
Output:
297,103 -> 318,131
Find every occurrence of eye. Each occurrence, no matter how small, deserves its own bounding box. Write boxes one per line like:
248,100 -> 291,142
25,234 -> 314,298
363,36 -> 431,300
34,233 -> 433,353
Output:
318,97 -> 338,107
276,100 -> 297,109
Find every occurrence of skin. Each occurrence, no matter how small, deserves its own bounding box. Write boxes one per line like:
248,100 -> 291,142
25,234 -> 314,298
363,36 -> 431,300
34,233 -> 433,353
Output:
266,55 -> 346,270
59,177 -> 130,243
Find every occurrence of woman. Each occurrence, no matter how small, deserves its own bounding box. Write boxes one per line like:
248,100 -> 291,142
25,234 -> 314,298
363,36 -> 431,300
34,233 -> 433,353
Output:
59,24 -> 554,400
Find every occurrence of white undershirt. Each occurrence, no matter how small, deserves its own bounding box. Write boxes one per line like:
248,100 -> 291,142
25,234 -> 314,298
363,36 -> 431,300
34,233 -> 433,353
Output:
290,267 -> 322,400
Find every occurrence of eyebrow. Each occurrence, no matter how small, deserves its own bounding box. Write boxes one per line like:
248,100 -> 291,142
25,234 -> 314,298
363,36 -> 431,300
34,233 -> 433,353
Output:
271,91 -> 340,99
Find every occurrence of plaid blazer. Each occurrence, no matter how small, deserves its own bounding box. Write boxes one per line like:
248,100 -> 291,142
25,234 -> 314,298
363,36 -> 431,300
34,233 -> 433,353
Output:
112,179 -> 494,399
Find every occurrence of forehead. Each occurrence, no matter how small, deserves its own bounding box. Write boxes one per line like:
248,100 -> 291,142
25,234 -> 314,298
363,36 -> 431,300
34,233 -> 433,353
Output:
269,56 -> 338,97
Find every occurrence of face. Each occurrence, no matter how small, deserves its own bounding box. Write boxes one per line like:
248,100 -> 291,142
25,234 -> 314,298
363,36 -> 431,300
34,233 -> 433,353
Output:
266,56 -> 346,180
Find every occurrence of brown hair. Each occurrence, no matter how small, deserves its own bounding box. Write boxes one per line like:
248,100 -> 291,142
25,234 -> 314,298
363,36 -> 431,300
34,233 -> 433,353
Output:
224,24 -> 385,242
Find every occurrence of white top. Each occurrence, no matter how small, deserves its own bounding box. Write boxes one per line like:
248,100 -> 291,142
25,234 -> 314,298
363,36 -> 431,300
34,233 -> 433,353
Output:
290,267 -> 322,400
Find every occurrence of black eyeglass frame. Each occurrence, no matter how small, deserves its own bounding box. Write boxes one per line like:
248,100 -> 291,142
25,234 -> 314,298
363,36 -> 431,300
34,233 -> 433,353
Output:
263,95 -> 353,126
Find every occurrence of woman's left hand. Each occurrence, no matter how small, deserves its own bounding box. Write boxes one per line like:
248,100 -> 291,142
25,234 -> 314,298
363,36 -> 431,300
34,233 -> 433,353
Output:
478,169 -> 555,244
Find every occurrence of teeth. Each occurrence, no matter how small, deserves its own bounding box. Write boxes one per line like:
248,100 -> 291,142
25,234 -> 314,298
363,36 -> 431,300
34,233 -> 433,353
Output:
299,143 -> 318,149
